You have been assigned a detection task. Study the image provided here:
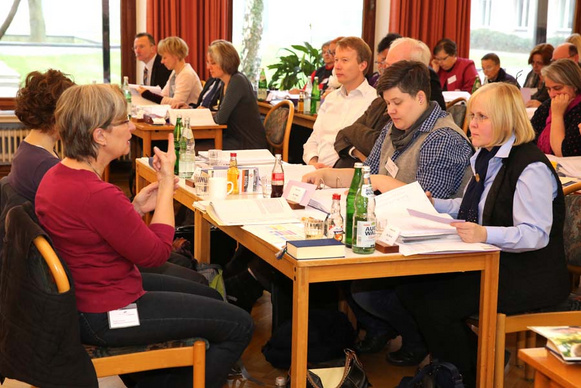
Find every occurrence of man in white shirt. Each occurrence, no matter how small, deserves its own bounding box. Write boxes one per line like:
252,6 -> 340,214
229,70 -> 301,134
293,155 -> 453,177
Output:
133,32 -> 171,88
303,37 -> 378,168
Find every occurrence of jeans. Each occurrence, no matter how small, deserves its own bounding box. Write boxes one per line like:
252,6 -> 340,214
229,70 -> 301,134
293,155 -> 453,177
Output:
79,273 -> 254,388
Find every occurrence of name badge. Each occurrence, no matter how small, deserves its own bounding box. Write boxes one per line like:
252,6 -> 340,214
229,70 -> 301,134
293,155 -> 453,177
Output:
108,303 -> 140,329
287,185 -> 306,203
379,225 -> 400,246
447,75 -> 457,85
385,157 -> 399,178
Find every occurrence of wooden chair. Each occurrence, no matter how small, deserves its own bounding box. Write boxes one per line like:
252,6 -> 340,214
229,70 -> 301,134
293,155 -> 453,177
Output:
264,100 -> 295,162
445,97 -> 470,134
3,204 -> 207,388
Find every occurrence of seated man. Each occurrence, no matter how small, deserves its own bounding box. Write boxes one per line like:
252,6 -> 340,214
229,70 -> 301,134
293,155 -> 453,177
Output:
481,53 -> 520,88
552,42 -> 580,63
368,33 -> 402,87
303,36 -> 378,169
334,37 -> 446,167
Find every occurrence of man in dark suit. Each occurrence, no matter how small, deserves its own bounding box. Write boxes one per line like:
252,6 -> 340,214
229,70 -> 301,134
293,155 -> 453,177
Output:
133,32 -> 172,88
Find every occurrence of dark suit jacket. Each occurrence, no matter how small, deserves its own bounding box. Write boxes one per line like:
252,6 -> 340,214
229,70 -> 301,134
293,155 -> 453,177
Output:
150,54 -> 172,88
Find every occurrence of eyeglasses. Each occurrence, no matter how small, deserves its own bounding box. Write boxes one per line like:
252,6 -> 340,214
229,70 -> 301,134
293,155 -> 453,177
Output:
434,55 -> 450,62
326,50 -> 335,56
467,113 -> 489,122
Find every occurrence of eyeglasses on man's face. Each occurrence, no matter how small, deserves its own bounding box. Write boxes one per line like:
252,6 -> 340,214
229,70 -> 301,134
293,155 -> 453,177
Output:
434,55 -> 450,62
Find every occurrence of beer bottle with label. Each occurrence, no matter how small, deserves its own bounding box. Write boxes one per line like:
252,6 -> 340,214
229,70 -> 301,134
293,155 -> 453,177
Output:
271,154 -> 284,198
258,68 -> 268,101
345,162 -> 363,247
352,165 -> 376,254
173,115 -> 183,176
227,153 -> 239,194
311,76 -> 320,114
325,193 -> 344,241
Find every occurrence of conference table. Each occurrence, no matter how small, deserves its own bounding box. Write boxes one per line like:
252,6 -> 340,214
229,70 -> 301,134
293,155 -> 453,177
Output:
519,348 -> 581,388
135,158 -> 500,388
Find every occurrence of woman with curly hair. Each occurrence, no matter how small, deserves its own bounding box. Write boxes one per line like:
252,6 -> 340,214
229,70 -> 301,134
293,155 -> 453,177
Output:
7,69 -> 75,202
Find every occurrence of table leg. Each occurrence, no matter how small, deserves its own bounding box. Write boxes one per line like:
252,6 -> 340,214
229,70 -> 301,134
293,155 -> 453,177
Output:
290,267 -> 309,388
194,209 -> 211,263
214,130 -> 223,149
135,162 -> 152,224
476,253 -> 499,388
142,134 -> 152,157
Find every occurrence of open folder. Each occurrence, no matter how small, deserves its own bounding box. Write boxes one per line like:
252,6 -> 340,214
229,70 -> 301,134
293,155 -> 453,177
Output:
207,197 -> 298,226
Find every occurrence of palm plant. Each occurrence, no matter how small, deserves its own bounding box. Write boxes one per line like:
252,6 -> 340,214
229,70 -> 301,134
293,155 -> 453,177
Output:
267,42 -> 323,90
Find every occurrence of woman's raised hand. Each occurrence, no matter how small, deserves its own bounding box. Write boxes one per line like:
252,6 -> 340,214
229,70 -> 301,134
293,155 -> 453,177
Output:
152,133 -> 177,180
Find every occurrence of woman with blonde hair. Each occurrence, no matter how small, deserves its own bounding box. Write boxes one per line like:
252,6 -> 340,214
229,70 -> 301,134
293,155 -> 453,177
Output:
396,82 -> 569,387
531,58 -> 581,156
36,84 -> 253,388
140,36 -> 202,106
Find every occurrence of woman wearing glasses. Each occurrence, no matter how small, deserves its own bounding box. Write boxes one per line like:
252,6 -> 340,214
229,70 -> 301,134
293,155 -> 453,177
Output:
523,43 -> 554,108
431,38 -> 479,93
397,82 -> 568,387
530,59 -> 581,156
36,84 -> 253,388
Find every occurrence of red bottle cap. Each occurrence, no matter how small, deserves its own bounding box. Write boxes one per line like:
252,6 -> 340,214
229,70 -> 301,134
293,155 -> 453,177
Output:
230,152 -> 237,157
332,193 -> 341,200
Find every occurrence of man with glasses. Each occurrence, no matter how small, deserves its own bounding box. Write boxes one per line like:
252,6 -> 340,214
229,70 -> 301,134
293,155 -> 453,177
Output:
431,38 -> 478,93
481,53 -> 520,88
552,42 -> 580,64
368,33 -> 402,87
134,32 -> 172,88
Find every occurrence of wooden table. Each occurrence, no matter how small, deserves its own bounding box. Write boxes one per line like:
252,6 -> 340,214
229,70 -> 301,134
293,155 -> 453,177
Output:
519,348 -> 581,388
132,120 -> 227,156
257,101 -> 316,129
135,158 -> 500,388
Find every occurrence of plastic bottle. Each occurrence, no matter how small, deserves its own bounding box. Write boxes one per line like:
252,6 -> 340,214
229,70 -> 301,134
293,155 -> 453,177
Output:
345,162 -> 363,247
325,193 -> 344,241
122,76 -> 132,118
311,76 -> 320,114
352,166 -> 376,254
178,118 -> 195,178
297,91 -> 305,113
304,78 -> 312,114
258,68 -> 268,101
173,115 -> 183,176
271,154 -> 284,198
227,153 -> 239,194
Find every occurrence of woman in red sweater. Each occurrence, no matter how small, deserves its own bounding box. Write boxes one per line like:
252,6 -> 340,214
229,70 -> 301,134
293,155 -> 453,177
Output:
36,84 -> 253,388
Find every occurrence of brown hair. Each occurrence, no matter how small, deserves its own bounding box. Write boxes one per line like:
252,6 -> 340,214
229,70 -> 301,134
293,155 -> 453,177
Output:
207,40 -> 240,75
55,84 -> 127,162
336,36 -> 372,68
468,83 -> 535,147
14,69 -> 75,133
376,60 -> 430,99
528,43 -> 554,66
541,59 -> 581,94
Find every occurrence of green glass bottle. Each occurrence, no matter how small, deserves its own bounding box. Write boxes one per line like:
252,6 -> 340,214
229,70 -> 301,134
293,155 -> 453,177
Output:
352,166 -> 376,254
310,76 -> 320,114
471,75 -> 482,94
173,115 -> 182,176
345,162 -> 363,247
258,68 -> 268,101
122,76 -> 132,118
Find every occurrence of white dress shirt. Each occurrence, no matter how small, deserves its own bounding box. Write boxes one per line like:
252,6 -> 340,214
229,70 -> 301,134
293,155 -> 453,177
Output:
160,63 -> 202,106
303,79 -> 377,166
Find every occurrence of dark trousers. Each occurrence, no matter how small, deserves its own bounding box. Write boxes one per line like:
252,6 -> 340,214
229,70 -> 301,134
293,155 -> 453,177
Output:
78,273 -> 254,388
396,272 -> 481,388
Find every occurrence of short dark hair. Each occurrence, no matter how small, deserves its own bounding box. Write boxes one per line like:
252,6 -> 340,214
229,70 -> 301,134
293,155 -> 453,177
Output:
15,69 -> 75,133
481,53 -> 500,65
377,33 -> 402,53
567,43 -> 579,57
135,32 -> 155,45
376,60 -> 431,99
528,43 -> 554,65
433,38 -> 457,56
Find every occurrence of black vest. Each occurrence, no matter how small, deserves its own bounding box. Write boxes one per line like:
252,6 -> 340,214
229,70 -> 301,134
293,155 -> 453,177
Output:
482,142 -> 569,314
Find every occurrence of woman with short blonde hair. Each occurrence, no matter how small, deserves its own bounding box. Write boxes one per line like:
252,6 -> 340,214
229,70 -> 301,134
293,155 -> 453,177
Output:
139,36 -> 202,106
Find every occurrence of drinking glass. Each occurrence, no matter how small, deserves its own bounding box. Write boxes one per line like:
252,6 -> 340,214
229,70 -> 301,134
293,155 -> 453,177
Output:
261,175 -> 272,198
208,149 -> 221,166
304,218 -> 325,239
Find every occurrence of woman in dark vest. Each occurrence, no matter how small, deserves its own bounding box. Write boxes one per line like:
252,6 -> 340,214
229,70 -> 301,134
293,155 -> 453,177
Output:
397,82 -> 569,387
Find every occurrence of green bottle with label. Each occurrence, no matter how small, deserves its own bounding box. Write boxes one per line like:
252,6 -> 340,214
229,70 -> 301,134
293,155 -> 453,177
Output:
352,165 -> 376,254
345,163 -> 363,247
310,76 -> 320,114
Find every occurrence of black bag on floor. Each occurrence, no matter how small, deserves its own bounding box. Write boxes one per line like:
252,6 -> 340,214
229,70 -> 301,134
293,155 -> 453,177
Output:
396,359 -> 464,388
262,310 -> 355,369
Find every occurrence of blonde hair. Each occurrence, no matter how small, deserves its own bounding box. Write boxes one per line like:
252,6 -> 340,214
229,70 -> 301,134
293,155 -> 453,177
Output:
55,84 -> 127,161
208,40 -> 240,75
468,83 -> 535,147
158,36 -> 189,60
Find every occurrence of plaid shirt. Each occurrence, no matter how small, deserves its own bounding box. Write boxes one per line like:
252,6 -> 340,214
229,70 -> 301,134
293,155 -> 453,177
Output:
364,106 -> 473,199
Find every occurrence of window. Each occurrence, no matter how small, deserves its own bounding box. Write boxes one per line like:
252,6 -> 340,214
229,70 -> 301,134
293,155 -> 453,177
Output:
0,0 -> 120,98
231,0 -> 364,87
475,0 -> 493,27
516,0 -> 531,28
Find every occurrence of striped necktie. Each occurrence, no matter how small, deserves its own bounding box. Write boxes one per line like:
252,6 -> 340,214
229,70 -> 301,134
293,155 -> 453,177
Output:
143,67 -> 149,85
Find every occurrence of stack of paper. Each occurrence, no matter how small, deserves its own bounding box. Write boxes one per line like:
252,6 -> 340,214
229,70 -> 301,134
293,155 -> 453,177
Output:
198,149 -> 275,166
207,197 -> 298,225
546,155 -> 581,179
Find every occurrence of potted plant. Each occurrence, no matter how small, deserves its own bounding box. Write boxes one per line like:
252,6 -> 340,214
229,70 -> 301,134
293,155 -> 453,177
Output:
267,42 -> 323,91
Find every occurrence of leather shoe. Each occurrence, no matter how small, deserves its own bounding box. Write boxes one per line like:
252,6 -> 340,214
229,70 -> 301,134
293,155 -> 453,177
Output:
386,347 -> 428,366
354,333 -> 392,354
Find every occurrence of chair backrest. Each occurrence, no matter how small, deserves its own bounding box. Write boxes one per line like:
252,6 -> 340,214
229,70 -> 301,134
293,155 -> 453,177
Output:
564,193 -> 581,267
446,97 -> 469,134
264,100 -> 295,162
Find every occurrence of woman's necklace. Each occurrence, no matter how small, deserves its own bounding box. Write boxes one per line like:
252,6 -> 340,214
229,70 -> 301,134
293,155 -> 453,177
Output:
84,161 -> 102,179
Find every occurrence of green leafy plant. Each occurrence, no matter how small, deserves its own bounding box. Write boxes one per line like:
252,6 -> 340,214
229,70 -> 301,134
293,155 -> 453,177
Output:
267,42 -> 323,90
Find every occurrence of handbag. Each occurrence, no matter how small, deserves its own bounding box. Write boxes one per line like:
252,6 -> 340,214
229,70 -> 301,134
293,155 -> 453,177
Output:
396,359 -> 464,388
288,349 -> 370,388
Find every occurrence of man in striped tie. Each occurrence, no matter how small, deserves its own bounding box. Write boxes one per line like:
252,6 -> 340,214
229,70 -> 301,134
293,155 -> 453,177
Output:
133,32 -> 172,87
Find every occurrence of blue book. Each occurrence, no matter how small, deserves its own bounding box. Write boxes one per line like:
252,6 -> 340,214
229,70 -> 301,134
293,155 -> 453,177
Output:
286,238 -> 345,260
